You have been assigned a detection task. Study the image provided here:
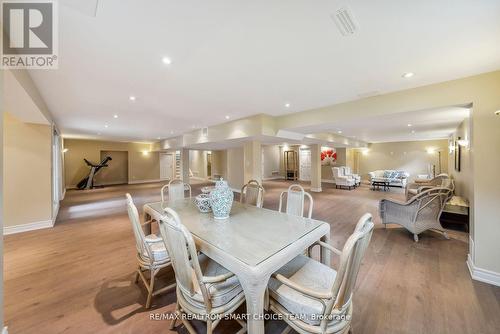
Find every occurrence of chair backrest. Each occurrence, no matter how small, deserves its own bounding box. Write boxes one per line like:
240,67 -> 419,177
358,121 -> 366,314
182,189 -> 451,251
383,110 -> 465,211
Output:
412,187 -> 451,221
161,179 -> 192,202
332,167 -> 342,179
157,207 -> 211,308
240,180 -> 265,208
323,213 -> 374,330
430,173 -> 449,186
125,193 -> 152,261
278,184 -> 313,218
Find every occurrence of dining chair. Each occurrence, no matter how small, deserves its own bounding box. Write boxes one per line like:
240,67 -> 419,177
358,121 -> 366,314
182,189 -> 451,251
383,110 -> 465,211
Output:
158,207 -> 247,334
267,213 -> 374,334
161,179 -> 192,202
279,184 -> 313,218
380,187 -> 452,242
240,179 -> 265,208
125,193 -> 176,308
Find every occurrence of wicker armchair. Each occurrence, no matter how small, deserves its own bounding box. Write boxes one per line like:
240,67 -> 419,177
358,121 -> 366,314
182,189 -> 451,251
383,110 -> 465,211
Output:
240,179 -> 265,208
125,194 -> 175,308
158,207 -> 247,334
405,174 -> 449,200
380,187 -> 452,242
161,179 -> 192,202
279,184 -> 314,218
267,213 -> 374,334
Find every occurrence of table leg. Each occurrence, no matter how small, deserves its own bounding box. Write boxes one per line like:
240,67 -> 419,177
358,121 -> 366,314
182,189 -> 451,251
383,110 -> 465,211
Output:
320,233 -> 331,267
239,274 -> 271,334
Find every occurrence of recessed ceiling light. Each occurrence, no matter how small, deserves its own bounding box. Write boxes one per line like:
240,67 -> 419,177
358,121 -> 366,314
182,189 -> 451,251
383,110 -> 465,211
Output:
157,136 -> 161,140
104,124 -> 108,128
285,103 -> 291,108
402,72 -> 414,78
225,115 -> 230,120
129,95 -> 136,101
407,123 -> 412,127
113,114 -> 118,119
170,130 -> 174,134
495,110 -> 500,115
411,130 -> 415,133
162,56 -> 172,65
338,130 -> 343,134
97,132 -> 101,135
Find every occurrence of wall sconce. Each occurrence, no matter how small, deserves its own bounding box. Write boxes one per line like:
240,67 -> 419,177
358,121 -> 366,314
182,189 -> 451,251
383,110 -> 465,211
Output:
457,139 -> 469,147
142,150 -> 150,156
426,148 -> 436,154
62,148 -> 69,153
495,110 -> 500,116
361,148 -> 369,156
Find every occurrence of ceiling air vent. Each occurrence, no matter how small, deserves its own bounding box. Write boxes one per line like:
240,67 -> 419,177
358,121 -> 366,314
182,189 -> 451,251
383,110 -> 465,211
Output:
331,7 -> 358,36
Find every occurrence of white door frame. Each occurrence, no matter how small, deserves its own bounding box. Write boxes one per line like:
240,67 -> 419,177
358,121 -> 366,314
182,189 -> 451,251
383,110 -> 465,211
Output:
299,148 -> 312,182
160,153 -> 175,180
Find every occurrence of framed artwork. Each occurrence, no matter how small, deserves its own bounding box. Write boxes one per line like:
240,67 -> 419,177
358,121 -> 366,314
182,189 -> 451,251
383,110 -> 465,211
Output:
454,137 -> 461,172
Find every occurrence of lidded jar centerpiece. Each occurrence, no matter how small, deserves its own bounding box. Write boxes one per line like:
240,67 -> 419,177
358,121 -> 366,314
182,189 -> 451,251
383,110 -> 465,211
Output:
209,178 -> 234,219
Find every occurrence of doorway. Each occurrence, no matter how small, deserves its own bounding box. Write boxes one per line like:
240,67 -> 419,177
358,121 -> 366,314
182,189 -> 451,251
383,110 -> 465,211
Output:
97,151 -> 128,186
160,153 -> 175,180
299,148 -> 311,181
206,152 -> 212,179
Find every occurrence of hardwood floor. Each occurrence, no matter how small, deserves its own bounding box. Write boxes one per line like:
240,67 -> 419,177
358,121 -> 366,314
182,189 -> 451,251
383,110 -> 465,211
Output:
4,180 -> 500,333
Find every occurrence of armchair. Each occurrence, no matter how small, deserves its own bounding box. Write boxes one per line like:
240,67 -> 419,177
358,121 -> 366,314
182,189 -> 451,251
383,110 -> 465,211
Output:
267,213 -> 374,334
158,207 -> 247,334
340,166 -> 361,187
380,187 -> 452,242
405,173 -> 450,200
332,167 -> 355,190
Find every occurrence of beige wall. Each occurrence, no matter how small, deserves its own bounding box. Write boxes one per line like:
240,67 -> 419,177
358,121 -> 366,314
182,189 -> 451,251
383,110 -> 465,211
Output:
211,150 -> 227,180
189,150 -> 208,179
3,112 -> 52,227
262,145 -> 280,179
356,139 -> 449,181
226,147 -> 244,190
98,150 -> 128,185
449,119 -> 472,200
63,139 -> 159,188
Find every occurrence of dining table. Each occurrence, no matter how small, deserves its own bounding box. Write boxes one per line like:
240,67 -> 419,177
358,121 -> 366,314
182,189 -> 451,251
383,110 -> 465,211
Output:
143,198 -> 331,334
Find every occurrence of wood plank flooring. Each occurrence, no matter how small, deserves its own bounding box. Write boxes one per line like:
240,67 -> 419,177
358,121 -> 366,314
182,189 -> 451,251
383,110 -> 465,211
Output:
4,180 -> 500,333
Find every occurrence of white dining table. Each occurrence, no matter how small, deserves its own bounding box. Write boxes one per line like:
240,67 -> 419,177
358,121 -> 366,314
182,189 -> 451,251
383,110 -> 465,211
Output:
143,199 -> 330,334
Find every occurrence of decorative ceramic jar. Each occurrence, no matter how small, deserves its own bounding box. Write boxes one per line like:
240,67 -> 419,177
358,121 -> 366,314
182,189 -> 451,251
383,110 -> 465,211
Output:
194,194 -> 211,213
209,178 -> 234,219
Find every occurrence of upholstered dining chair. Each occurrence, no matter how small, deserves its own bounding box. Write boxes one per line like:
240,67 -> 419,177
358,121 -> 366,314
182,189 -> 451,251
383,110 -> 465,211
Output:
161,179 -> 192,202
267,213 -> 374,334
332,167 -> 356,190
158,207 -> 247,334
125,194 -> 175,308
279,184 -> 314,218
405,173 -> 449,200
240,179 -> 265,208
380,187 -> 452,242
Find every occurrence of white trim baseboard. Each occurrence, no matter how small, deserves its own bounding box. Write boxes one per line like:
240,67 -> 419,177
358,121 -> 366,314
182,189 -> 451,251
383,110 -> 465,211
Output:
263,176 -> 285,181
128,178 -> 163,185
467,253 -> 500,287
4,220 -> 54,235
321,179 -> 335,184
52,201 -> 60,225
310,187 -> 322,192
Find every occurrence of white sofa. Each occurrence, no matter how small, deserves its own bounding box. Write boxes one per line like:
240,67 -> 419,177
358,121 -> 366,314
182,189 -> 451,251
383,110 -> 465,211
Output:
368,170 -> 409,188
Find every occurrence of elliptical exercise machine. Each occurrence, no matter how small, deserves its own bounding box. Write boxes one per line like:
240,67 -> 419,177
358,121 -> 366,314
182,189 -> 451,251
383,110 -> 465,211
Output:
76,156 -> 112,190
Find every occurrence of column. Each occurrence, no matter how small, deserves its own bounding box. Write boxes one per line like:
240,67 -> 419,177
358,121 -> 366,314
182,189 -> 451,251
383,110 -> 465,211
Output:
310,144 -> 322,192
243,141 -> 262,184
180,148 -> 190,184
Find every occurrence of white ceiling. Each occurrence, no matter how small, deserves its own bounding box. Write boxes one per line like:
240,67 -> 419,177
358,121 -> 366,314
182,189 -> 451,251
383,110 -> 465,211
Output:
29,0 -> 500,142
294,106 -> 470,143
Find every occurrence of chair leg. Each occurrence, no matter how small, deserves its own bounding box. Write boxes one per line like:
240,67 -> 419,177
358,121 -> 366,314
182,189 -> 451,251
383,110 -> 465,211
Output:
169,302 -> 179,330
443,231 -> 450,239
134,268 -> 140,284
146,269 -> 156,309
206,319 -> 213,334
281,325 -> 293,334
414,234 -> 419,242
